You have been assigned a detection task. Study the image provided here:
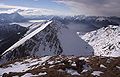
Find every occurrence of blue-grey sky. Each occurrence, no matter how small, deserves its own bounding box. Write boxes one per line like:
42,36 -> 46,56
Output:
0,0 -> 73,15
0,0 -> 68,11
0,0 -> 120,16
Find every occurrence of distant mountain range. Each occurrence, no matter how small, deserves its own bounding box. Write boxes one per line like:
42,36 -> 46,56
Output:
51,16 -> 120,30
0,12 -> 28,23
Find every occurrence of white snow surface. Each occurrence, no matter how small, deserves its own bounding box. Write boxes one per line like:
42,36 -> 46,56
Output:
21,72 -> 46,77
38,72 -> 47,76
1,21 -> 52,56
116,66 -> 120,70
66,68 -> 80,76
24,22 -> 43,36
81,25 -> 120,57
100,64 -> 107,68
21,73 -> 36,77
10,22 -> 33,27
0,56 -> 51,75
91,71 -> 103,76
96,17 -> 106,21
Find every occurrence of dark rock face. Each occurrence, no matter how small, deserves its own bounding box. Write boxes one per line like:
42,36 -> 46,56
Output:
0,24 -> 28,55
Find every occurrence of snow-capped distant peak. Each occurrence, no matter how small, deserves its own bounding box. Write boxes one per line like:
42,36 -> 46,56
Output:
96,17 -> 106,21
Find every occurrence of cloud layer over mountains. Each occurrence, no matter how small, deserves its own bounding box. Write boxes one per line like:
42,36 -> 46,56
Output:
0,0 -> 120,16
55,0 -> 120,16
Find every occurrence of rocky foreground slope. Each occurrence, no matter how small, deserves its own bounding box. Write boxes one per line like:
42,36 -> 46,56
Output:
0,56 -> 120,77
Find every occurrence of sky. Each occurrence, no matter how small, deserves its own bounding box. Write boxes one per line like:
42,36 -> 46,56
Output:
0,0 -> 120,16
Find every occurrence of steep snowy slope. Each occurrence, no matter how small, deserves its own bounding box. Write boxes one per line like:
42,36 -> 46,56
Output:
81,25 -> 120,57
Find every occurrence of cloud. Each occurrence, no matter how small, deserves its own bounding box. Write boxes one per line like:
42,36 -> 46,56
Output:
55,0 -> 120,16
0,4 -> 17,9
0,4 -> 70,16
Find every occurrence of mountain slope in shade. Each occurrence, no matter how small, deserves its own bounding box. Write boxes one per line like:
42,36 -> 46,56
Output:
81,25 -> 120,57
0,23 -> 28,55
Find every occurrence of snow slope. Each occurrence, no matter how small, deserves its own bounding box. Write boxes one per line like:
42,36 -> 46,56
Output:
81,25 -> 120,57
1,21 -> 52,56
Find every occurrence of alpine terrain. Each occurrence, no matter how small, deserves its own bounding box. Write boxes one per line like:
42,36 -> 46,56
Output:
0,13 -> 120,77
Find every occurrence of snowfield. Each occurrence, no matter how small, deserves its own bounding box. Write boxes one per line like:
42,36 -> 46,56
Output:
91,71 -> 103,76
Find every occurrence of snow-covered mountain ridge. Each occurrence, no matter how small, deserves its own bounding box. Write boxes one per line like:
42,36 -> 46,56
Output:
81,25 -> 120,57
